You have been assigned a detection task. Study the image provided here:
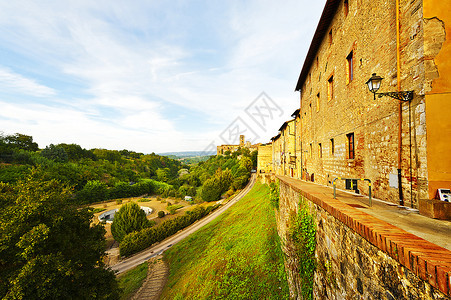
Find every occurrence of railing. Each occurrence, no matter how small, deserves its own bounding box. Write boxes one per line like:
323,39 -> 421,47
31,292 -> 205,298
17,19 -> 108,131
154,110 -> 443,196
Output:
333,177 -> 372,206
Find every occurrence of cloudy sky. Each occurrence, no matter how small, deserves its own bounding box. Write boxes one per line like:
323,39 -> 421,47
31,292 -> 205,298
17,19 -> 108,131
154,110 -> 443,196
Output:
0,0 -> 325,153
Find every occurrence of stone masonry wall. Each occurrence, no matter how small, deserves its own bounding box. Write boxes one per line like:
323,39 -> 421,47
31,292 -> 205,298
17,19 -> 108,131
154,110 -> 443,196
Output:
277,178 -> 450,299
297,0 -> 428,207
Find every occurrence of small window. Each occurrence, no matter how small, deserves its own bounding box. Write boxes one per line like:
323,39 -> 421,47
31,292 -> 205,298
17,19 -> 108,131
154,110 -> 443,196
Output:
310,143 -> 313,158
344,0 -> 349,17
316,93 -> 320,112
319,143 -> 322,158
329,29 -> 333,45
330,138 -> 335,155
328,76 -> 334,101
316,56 -> 319,68
347,133 -> 355,159
346,51 -> 354,84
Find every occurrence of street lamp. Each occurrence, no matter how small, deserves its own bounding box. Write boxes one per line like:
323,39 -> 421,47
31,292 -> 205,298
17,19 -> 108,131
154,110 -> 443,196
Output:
366,73 -> 415,207
366,73 -> 413,101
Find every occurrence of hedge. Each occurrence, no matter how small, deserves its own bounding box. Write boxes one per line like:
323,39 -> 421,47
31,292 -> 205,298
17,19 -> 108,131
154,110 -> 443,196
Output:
120,204 -> 220,257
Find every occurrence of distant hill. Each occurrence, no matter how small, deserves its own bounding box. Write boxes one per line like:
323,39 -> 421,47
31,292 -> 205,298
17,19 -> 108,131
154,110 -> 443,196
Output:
158,151 -> 216,158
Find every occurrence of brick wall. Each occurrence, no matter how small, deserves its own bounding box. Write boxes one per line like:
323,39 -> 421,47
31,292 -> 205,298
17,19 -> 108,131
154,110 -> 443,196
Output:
277,177 -> 451,299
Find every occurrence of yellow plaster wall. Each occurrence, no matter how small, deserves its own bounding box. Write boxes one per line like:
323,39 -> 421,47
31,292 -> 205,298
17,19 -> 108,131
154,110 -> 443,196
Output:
424,0 -> 451,93
425,94 -> 451,198
424,0 -> 451,198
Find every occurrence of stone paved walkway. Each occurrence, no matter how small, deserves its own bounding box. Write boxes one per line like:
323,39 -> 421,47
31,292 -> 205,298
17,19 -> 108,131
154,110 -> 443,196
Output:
132,255 -> 168,300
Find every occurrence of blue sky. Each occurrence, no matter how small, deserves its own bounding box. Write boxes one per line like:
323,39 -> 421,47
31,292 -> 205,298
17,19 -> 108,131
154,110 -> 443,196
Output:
0,0 -> 325,153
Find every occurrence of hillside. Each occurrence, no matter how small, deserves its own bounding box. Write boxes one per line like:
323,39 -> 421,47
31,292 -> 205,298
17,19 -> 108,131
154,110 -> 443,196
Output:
161,182 -> 289,299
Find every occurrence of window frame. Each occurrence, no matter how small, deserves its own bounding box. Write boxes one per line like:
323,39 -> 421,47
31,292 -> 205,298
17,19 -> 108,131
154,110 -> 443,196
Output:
346,51 -> 354,84
327,75 -> 334,101
346,133 -> 355,159
330,138 -> 335,155
316,93 -> 320,112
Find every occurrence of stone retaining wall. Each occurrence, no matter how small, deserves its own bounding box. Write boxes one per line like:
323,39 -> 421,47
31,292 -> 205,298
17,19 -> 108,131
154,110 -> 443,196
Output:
277,177 -> 450,299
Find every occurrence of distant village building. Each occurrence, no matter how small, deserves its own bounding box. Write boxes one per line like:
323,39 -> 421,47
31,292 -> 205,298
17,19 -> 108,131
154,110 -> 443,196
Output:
216,135 -> 259,155
256,143 -> 273,173
257,0 -> 451,217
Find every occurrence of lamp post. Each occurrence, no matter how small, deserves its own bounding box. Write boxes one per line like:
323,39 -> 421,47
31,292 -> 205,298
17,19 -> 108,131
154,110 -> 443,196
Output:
366,73 -> 413,101
366,73 -> 414,207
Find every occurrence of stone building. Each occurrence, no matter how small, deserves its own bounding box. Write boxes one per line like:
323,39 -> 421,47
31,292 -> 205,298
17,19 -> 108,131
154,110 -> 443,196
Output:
216,135 -> 259,155
258,0 -> 451,213
256,143 -> 273,174
290,0 -> 451,209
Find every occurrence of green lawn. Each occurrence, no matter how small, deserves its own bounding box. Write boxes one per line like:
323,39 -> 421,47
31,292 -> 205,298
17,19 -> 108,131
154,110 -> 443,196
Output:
161,182 -> 289,300
117,261 -> 148,300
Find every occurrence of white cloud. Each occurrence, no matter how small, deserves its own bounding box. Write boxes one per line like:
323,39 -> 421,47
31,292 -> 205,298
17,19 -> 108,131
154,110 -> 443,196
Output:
0,67 -> 56,97
0,0 -> 327,152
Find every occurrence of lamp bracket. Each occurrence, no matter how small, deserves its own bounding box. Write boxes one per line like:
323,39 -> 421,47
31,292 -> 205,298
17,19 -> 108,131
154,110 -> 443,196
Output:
374,91 -> 414,102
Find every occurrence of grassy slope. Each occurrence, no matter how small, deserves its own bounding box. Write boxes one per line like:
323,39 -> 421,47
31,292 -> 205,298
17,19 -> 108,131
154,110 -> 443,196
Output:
117,261 -> 148,300
161,182 -> 289,300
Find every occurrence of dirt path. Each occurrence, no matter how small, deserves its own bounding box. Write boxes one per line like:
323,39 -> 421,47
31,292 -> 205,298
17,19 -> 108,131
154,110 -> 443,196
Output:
131,255 -> 168,300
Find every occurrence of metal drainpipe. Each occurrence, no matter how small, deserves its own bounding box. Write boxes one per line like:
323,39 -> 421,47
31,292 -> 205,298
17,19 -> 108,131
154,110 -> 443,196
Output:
300,93 -> 303,180
396,0 -> 404,206
294,117 -> 297,178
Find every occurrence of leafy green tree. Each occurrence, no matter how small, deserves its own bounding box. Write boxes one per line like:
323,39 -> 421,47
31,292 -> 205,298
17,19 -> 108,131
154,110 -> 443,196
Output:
111,202 -> 151,242
57,143 -> 96,161
4,133 -> 39,152
200,177 -> 221,202
239,156 -> 253,173
77,180 -> 108,204
0,168 -> 119,299
156,168 -> 171,182
250,150 -> 258,168
41,144 -> 68,163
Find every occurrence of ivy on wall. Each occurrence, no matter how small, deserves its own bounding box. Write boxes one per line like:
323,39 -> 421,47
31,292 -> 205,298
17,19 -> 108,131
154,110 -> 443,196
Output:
289,195 -> 317,300
269,180 -> 280,209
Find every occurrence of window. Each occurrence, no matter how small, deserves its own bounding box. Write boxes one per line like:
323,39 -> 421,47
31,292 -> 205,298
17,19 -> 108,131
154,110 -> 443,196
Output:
328,76 -> 334,101
316,56 -> 319,68
346,51 -> 354,84
319,143 -> 322,158
330,138 -> 335,155
329,29 -> 333,45
347,133 -> 355,159
316,93 -> 320,112
344,0 -> 349,17
310,143 -> 313,158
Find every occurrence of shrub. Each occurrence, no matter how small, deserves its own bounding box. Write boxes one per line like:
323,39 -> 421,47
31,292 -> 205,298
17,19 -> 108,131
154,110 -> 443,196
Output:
158,211 -> 165,218
111,202 -> 152,242
120,205 -> 221,257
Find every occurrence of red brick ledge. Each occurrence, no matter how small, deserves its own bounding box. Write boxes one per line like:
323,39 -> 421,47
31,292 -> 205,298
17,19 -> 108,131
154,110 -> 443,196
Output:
277,175 -> 451,296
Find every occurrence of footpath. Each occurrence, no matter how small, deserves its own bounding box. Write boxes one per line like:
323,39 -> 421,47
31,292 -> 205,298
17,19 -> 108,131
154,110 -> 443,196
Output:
277,175 -> 451,296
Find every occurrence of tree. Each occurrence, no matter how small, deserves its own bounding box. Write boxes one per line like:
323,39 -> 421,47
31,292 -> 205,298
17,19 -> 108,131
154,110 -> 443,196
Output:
0,168 -> 119,299
156,168 -> 171,182
239,156 -> 253,173
250,150 -> 258,169
4,133 -> 39,152
41,144 -> 68,163
76,180 -> 108,204
111,202 -> 151,242
57,143 -> 96,161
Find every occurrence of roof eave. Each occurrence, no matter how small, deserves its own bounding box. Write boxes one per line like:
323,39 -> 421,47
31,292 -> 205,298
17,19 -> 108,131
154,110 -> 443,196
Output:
295,0 -> 341,92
